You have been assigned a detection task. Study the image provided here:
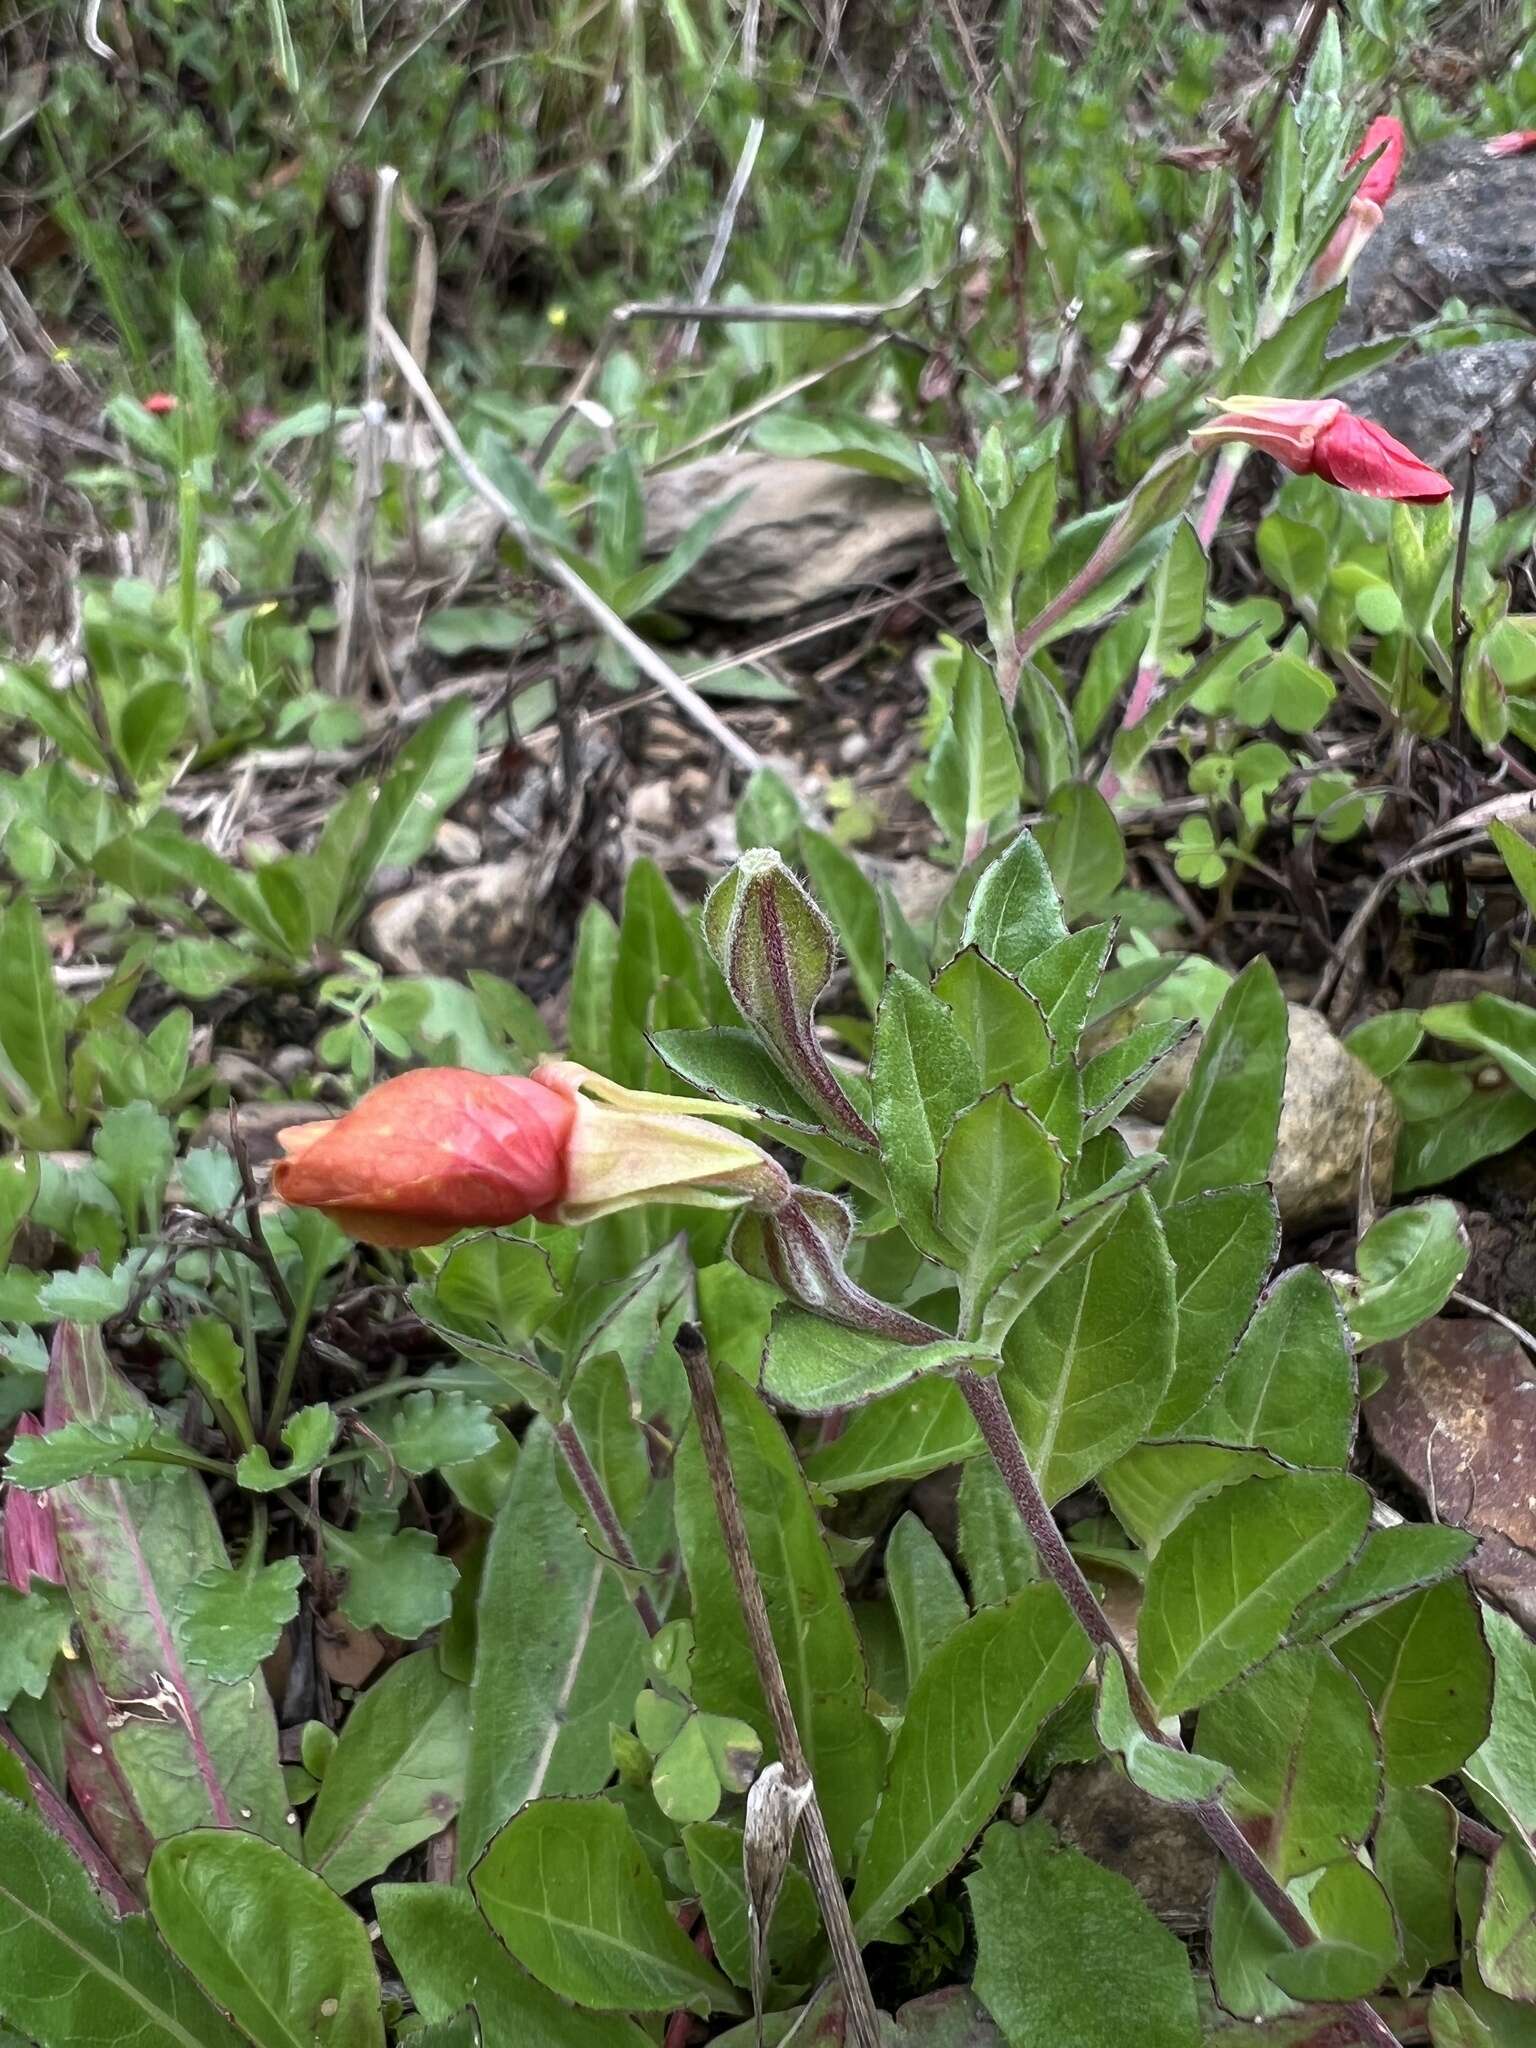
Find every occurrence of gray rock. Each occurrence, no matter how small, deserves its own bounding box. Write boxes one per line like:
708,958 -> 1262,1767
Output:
1344,141 -> 1536,339
1341,341 -> 1536,513
1133,1000 -> 1399,1229
641,451 -> 941,621
364,856 -> 542,978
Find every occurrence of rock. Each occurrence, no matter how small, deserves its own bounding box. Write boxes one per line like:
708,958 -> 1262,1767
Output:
432,819 -> 482,867
1033,1760 -> 1217,1931
640,452 -> 942,622
1405,966 -> 1530,1010
212,1050 -> 275,1101
1341,342 -> 1536,514
1133,1001 -> 1399,1229
891,1989 -> 1002,2044
192,1100 -> 326,1169
1344,141 -> 1536,339
1365,1319 -> 1536,1631
364,856 -> 542,978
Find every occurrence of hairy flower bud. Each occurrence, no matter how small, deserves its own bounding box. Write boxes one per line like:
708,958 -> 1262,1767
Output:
1192,397 -> 1452,503
274,1062 -> 790,1249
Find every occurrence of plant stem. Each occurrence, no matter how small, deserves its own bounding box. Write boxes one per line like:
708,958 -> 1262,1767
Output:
675,1324 -> 882,2048
552,1417 -> 663,1639
265,1257 -> 324,1449
954,1368 -> 1403,2048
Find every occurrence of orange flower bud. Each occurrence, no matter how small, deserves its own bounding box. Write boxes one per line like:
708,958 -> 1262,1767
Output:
273,1062 -> 790,1249
141,392 -> 178,415
272,1068 -> 575,1247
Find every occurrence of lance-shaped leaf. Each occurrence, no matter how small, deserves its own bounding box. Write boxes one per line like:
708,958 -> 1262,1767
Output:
703,850 -> 875,1146
851,1585 -> 1087,1940
1156,959 -> 1287,1206
42,1321 -> 292,1847
0,1793 -> 245,2048
458,1424 -> 648,1870
148,1829 -> 385,2048
471,1796 -> 739,2016
305,1651 -> 468,1896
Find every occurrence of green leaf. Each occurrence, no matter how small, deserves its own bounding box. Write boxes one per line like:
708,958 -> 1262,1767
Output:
960,831 -> 1069,977
675,1370 -> 883,1869
933,948 -> 1053,1094
1036,783 -> 1126,920
458,1423 -> 647,1869
1377,1783 -> 1458,1987
1466,1605 -> 1536,1837
803,1378 -> 981,1494
0,896 -> 73,1145
1018,926 -> 1111,1051
1293,1523 -> 1477,1641
1490,818 -> 1536,922
1152,1187 -> 1280,1432
374,1390 -> 499,1476
567,903 -> 621,1074
176,1552 -> 303,1684
471,1796 -> 738,2015
1421,994 -> 1536,1101
611,858 -> 703,1090
179,1317 -> 244,1409
1139,1471 -> 1370,1715
305,1651 -> 467,1896
1266,1858 -> 1399,2003
6,1411 -> 157,1486
871,968 -> 980,1256
800,829 -> 887,1017
736,768 -> 802,856
1082,1018 -> 1190,1137
147,1829 -> 383,2047
1429,1988 -> 1498,2048
682,1819 -> 819,1990
1230,285 -> 1346,399
1346,1010 -> 1425,1080
760,1308 -> 981,1414
1000,1185 -> 1176,1505
651,1026 -> 824,1129
236,1404 -> 337,1492
1186,1265 -> 1356,1467
1093,1651 -> 1230,1806
1334,1579 -> 1492,1786
1350,1201 -> 1469,1346
1479,1839 -> 1536,2003
958,1456 -> 1037,1608
938,1088 -> 1064,1313
1156,960 -> 1287,1204
851,1587 -> 1087,1940
324,1521 -> 458,1639
0,1793 -> 244,2048
376,1881 -> 650,2048
1101,1442 -> 1273,1553
1196,1645 -> 1380,1880
354,701 -> 477,883
968,1821 -> 1200,2048
0,1582 -> 74,1709
886,1511 -> 969,1694
923,643 -> 1022,857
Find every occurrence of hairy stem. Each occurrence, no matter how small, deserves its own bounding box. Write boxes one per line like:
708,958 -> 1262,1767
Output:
955,1368 -> 1403,2048
552,1418 -> 663,1639
675,1324 -> 882,2048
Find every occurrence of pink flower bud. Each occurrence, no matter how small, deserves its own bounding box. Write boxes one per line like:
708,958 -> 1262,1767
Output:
1486,132 -> 1536,158
1192,396 -> 1452,503
1347,117 -> 1405,207
3,1416 -> 63,1591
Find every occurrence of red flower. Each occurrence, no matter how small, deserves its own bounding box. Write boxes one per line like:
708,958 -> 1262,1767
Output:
273,1061 -> 788,1249
3,1417 -> 62,1590
1192,396 -> 1452,503
272,1069 -> 575,1247
1313,117 -> 1406,289
141,392 -> 178,415
1486,131 -> 1536,158
1346,116 -> 1405,207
